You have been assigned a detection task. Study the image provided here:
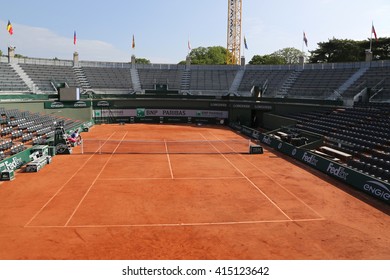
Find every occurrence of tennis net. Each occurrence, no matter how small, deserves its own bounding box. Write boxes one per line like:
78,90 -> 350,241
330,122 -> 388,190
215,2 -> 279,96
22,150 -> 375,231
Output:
80,139 -> 253,155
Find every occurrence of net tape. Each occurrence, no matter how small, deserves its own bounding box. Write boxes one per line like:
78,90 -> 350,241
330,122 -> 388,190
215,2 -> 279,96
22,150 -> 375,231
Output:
80,139 -> 252,155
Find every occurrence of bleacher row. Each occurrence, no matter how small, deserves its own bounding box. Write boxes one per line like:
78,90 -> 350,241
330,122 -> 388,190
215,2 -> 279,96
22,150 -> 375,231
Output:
287,106 -> 390,183
1,61 -> 389,100
0,107 -> 83,162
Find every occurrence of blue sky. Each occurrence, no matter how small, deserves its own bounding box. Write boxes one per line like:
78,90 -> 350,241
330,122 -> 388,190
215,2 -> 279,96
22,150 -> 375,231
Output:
0,0 -> 389,63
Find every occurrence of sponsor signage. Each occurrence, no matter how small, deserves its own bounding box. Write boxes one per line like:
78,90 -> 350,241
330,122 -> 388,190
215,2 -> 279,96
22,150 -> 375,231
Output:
44,101 -> 91,109
0,149 -> 31,172
253,104 -> 273,110
232,104 -> 251,109
363,181 -> 390,201
209,102 -> 228,108
94,109 -> 228,119
231,123 -> 390,204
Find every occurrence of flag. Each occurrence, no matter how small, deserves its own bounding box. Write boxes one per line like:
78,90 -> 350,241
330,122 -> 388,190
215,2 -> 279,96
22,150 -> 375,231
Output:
244,36 -> 248,50
132,35 -> 135,49
7,20 -> 13,35
188,39 -> 191,51
74,31 -> 77,45
372,23 -> 378,42
303,32 -> 308,47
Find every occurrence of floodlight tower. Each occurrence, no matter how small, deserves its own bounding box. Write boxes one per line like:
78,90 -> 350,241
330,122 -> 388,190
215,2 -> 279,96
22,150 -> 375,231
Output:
226,0 -> 242,65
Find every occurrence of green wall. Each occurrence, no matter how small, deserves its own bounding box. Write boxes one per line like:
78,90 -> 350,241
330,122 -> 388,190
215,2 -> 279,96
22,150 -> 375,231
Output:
0,101 -> 92,121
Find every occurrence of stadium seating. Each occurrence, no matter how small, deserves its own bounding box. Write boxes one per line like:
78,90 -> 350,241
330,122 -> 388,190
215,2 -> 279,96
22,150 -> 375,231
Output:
0,63 -> 29,92
0,58 -> 389,101
285,68 -> 359,99
82,66 -> 133,91
188,67 -> 238,94
238,68 -> 293,96
138,68 -> 183,90
343,66 -> 390,100
0,107 -> 83,163
19,64 -> 78,93
288,105 -> 390,182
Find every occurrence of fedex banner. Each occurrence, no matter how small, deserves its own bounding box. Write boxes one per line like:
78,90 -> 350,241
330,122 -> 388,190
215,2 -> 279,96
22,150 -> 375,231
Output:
231,123 -> 390,204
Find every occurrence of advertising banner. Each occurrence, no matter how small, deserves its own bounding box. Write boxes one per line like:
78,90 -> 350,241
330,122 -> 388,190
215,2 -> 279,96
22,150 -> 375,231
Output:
232,123 -> 390,204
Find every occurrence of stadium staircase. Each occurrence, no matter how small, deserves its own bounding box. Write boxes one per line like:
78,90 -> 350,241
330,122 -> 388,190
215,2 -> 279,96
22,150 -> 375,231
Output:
276,69 -> 302,97
229,68 -> 245,95
180,69 -> 191,93
130,68 -> 142,93
337,66 -> 369,96
10,63 -> 41,94
73,66 -> 92,92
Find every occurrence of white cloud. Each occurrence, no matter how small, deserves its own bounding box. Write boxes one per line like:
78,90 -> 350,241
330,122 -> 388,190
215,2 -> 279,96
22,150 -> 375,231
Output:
0,21 -> 130,62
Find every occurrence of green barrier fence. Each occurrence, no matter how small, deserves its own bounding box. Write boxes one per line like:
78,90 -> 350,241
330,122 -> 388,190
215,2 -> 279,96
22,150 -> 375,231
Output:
0,149 -> 32,173
231,123 -> 390,204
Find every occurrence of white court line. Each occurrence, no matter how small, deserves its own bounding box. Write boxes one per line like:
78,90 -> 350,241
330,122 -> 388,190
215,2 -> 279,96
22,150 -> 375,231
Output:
199,133 -> 292,221
164,139 -> 174,179
25,217 -> 326,229
64,132 -> 128,227
209,131 -> 324,219
24,132 -> 118,228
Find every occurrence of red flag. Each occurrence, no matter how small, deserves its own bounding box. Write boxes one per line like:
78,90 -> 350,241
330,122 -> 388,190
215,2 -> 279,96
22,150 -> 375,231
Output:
132,35 -> 135,49
74,31 -> 77,45
372,24 -> 378,42
7,20 -> 13,35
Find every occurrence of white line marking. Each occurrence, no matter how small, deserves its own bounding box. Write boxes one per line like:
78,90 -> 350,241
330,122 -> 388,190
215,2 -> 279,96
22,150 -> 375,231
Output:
165,139 -> 174,179
64,132 -> 128,227
24,132 -> 118,228
25,217 -> 326,229
97,176 -> 246,181
209,131 -> 324,219
200,133 -> 292,221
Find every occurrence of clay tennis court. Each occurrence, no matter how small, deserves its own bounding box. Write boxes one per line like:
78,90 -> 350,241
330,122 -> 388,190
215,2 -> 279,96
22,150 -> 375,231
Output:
0,124 -> 389,259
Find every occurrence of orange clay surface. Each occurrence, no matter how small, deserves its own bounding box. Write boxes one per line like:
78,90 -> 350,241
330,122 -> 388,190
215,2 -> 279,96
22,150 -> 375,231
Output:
0,124 -> 389,260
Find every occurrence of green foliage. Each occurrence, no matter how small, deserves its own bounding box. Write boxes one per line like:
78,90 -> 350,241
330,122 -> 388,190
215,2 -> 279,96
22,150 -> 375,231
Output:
14,54 -> 27,58
309,37 -> 390,63
309,38 -> 363,63
0,50 -> 2,56
188,46 -> 231,65
249,47 -> 304,65
135,58 -> 150,64
249,54 -> 284,65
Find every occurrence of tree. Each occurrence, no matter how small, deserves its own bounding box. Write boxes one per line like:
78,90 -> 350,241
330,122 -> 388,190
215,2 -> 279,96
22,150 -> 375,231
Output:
135,58 -> 150,64
309,37 -> 390,63
0,50 -> 2,56
309,38 -> 363,63
273,47 -> 305,64
249,54 -> 285,65
186,46 -> 232,65
249,47 -> 304,65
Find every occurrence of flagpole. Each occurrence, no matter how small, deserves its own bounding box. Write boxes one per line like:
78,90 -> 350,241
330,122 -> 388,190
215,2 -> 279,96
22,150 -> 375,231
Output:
243,35 -> 245,58
370,21 -> 373,52
187,35 -> 191,56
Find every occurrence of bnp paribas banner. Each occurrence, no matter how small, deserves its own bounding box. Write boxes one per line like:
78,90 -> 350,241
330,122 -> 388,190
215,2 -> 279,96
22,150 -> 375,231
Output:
94,108 -> 228,119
